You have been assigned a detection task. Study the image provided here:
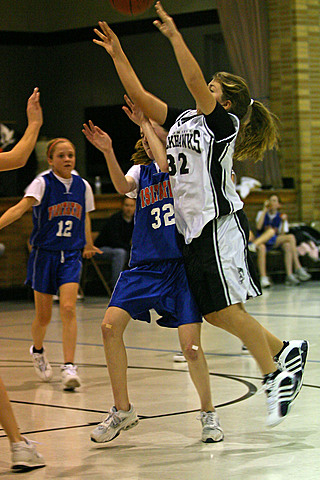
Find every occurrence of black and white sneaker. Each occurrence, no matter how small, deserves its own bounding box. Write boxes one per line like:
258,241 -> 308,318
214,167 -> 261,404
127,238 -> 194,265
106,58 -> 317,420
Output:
274,340 -> 309,401
263,369 -> 295,427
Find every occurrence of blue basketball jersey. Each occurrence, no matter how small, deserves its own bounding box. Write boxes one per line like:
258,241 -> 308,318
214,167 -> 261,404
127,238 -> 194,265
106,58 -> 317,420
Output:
258,211 -> 282,233
130,163 -> 182,266
29,171 -> 86,250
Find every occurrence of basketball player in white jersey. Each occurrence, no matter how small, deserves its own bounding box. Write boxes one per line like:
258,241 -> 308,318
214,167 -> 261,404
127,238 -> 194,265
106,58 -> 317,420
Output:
93,1 -> 308,428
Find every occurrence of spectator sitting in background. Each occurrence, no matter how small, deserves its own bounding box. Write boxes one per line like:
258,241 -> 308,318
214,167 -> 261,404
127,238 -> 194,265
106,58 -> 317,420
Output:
255,194 -> 311,286
248,228 -> 277,288
95,197 -> 135,289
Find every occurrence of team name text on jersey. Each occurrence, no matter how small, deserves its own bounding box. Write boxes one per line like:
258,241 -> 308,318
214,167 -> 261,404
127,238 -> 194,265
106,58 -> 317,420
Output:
166,129 -> 201,153
139,179 -> 173,209
48,202 -> 82,221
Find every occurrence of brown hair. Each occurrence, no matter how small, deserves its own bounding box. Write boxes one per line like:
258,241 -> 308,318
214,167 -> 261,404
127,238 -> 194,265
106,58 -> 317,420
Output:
212,72 -> 280,162
130,138 -> 152,165
46,138 -> 76,159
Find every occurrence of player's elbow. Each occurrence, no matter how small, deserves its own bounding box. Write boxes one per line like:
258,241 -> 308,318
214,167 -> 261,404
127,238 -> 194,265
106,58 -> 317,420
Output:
117,186 -> 131,196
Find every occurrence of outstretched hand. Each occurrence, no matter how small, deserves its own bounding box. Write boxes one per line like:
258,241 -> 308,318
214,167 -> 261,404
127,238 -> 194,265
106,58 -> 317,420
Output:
122,94 -> 146,127
83,244 -> 102,259
153,1 -> 179,39
93,21 -> 122,57
27,87 -> 43,127
82,120 -> 112,154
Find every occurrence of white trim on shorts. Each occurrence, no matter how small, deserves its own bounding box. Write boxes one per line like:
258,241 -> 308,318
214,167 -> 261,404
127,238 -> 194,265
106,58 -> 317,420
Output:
212,213 -> 261,306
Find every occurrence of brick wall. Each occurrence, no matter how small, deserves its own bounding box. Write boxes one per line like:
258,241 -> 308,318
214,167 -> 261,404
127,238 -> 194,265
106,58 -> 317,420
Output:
268,0 -> 320,222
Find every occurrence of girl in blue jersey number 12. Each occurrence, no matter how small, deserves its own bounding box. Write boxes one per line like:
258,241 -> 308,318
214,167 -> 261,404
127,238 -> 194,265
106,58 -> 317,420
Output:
0,138 -> 100,392
82,96 -> 224,445
92,1 -> 308,428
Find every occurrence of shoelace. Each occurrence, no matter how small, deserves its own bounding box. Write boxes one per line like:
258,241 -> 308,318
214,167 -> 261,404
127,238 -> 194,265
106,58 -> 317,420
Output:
196,411 -> 218,426
34,354 -> 46,371
22,436 -> 42,446
12,437 -> 42,451
63,365 -> 77,375
100,410 -> 122,428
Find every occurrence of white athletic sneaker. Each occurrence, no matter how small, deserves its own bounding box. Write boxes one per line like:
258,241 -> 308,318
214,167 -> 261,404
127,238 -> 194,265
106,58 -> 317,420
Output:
263,369 -> 295,427
285,274 -> 300,286
198,411 -> 224,443
260,276 -> 271,288
275,340 -> 309,401
295,267 -> 311,281
61,364 -> 81,390
11,437 -> 45,472
29,346 -> 53,382
91,405 -> 139,443
173,352 -> 187,362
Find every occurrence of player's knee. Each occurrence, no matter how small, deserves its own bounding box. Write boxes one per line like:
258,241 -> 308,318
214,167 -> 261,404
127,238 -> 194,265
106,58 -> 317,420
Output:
287,233 -> 296,245
182,343 -> 200,362
101,321 -> 116,341
60,303 -> 76,317
282,241 -> 291,252
36,316 -> 51,327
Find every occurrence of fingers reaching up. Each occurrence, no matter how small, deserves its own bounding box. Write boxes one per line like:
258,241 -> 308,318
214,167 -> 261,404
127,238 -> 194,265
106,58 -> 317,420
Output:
122,95 -> 146,127
26,87 -> 43,127
153,1 -> 178,39
82,121 -> 112,154
93,21 -> 122,57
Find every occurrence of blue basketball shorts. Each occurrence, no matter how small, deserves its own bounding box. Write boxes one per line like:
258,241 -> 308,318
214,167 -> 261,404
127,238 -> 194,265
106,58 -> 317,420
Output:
26,247 -> 82,295
109,259 -> 202,328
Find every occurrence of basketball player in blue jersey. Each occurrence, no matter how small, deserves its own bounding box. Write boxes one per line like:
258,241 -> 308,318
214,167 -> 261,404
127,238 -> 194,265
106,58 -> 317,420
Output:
82,97 -> 224,445
0,138 -> 100,392
0,88 -> 45,471
93,1 -> 308,428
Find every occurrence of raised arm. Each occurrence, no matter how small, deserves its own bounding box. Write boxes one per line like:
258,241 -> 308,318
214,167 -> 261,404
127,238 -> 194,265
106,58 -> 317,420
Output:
82,120 -> 136,195
122,95 -> 168,173
256,200 -> 269,231
93,21 -> 167,124
154,2 -> 215,115
0,197 -> 36,230
0,88 -> 43,172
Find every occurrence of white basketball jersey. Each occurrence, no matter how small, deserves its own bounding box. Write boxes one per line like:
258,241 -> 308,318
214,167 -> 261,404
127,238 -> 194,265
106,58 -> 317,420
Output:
166,108 -> 243,244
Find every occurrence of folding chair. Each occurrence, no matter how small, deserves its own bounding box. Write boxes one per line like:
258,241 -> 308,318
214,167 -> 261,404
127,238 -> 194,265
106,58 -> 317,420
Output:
81,256 -> 112,297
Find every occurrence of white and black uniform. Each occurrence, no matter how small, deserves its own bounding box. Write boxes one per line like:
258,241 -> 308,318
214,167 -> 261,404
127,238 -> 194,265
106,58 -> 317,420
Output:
163,102 -> 261,314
